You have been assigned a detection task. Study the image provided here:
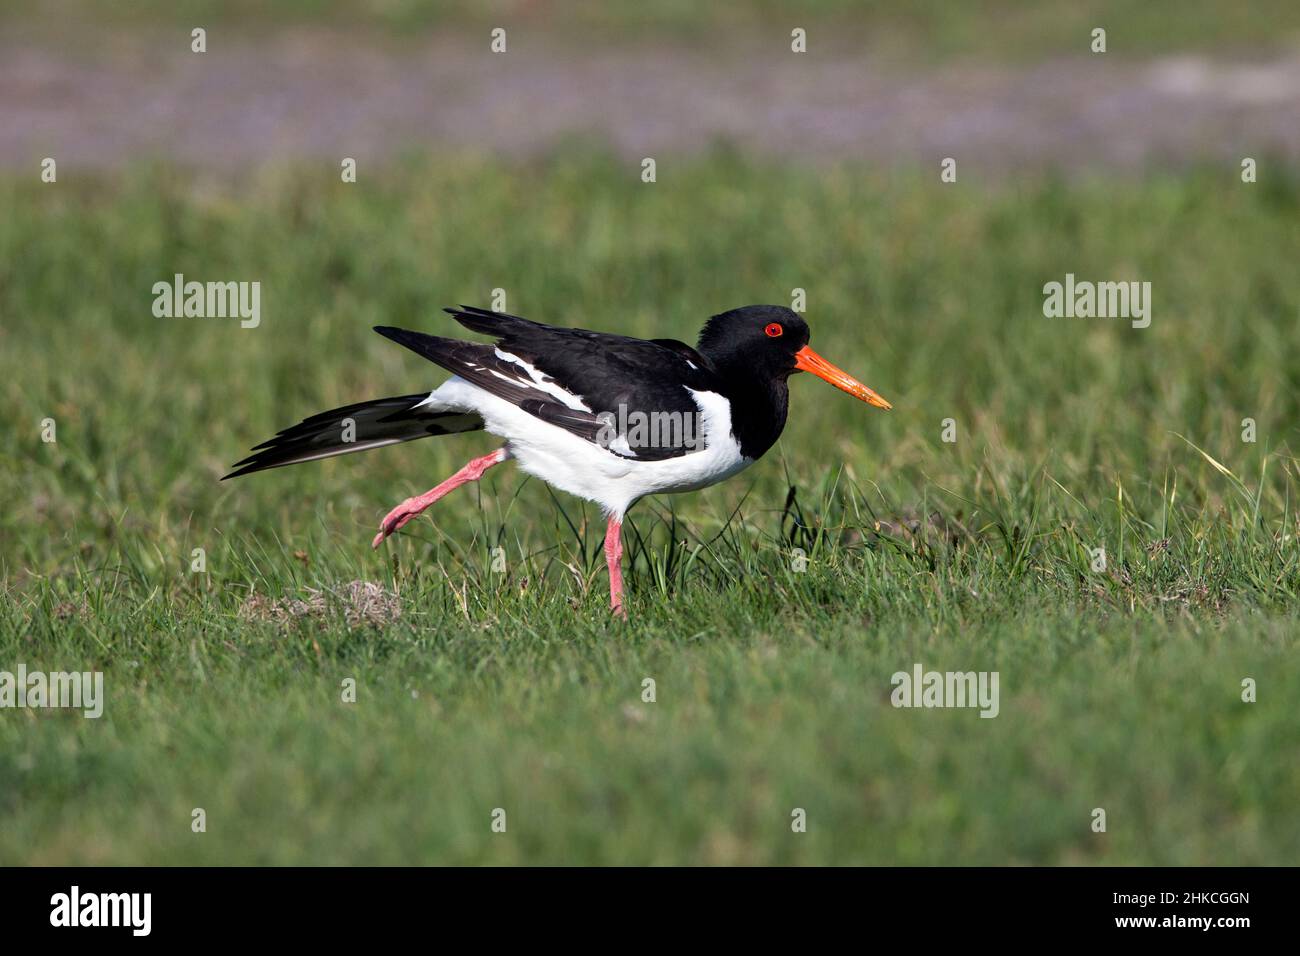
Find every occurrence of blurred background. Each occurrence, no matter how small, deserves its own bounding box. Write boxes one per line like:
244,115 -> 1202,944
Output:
5,1 -> 1300,172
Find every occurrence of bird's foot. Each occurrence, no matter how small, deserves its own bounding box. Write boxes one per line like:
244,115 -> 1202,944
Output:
370,448 -> 509,549
371,494 -> 437,548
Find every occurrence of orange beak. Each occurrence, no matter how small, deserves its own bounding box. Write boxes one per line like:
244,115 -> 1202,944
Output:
794,345 -> 892,410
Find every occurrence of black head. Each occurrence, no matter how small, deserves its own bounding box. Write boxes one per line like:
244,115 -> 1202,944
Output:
697,304 -> 892,409
697,305 -> 810,378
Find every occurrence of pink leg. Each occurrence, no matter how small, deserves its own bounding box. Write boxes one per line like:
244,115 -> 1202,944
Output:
371,448 -> 508,548
604,514 -> 627,619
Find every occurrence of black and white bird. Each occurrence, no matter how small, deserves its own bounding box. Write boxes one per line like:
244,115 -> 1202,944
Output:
225,305 -> 891,616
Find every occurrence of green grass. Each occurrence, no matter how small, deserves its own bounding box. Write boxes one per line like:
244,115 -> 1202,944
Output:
2,153 -> 1299,863
11,0 -> 1300,61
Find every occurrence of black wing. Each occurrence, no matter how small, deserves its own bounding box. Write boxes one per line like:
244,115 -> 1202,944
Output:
375,307 -> 720,460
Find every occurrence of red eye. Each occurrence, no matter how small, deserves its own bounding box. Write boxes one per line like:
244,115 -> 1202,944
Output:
765,323 -> 783,338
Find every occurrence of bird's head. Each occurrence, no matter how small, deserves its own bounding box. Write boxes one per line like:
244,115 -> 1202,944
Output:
698,305 -> 891,409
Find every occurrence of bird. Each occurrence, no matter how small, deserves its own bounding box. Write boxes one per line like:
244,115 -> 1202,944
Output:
224,304 -> 891,617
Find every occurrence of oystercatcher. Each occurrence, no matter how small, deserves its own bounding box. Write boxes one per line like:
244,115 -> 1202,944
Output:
225,305 -> 891,617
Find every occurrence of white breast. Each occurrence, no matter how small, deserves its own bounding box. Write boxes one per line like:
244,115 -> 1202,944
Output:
418,377 -> 752,517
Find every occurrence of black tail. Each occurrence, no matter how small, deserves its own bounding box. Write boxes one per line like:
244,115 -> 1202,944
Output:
222,394 -> 483,479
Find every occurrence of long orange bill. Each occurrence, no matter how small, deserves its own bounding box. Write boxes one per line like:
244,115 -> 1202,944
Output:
794,345 -> 892,410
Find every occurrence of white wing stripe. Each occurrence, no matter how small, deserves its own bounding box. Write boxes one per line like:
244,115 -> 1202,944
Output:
494,348 -> 593,411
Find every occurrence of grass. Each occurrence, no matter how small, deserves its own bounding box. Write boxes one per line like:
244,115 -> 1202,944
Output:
2,152 -> 1299,863
11,0 -> 1300,61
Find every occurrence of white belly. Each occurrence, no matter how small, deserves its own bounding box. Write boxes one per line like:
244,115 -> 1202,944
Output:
419,377 -> 752,517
